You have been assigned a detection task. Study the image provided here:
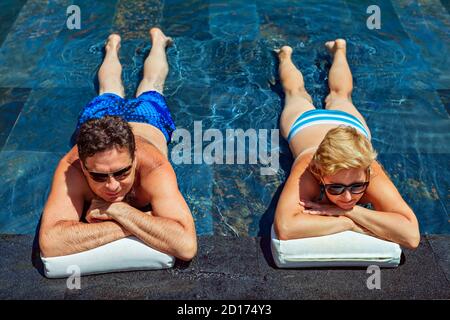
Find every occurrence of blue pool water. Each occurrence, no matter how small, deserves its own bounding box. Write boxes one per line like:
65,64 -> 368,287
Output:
0,0 -> 449,236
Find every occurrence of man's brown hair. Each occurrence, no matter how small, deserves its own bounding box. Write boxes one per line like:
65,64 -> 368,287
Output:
76,116 -> 135,164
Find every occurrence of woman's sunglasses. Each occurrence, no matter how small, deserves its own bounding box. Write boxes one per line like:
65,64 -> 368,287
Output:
322,181 -> 369,195
87,164 -> 133,183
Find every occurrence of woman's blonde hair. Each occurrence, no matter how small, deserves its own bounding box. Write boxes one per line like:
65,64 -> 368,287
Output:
309,126 -> 377,179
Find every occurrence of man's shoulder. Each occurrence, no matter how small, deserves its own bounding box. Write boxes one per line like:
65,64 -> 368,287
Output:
135,139 -> 171,174
59,145 -> 79,163
58,147 -> 82,174
135,141 -> 177,198
54,148 -> 88,192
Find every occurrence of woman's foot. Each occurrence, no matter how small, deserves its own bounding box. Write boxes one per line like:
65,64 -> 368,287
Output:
105,33 -> 121,53
150,27 -> 173,48
325,39 -> 346,56
275,45 -> 293,61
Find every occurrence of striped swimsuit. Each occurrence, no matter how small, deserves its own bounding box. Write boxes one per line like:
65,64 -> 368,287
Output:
287,109 -> 370,143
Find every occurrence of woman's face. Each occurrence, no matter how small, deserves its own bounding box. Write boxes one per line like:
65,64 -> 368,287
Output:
321,167 -> 369,210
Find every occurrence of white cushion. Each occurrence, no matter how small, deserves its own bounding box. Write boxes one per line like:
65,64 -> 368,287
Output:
271,225 -> 401,268
41,236 -> 175,278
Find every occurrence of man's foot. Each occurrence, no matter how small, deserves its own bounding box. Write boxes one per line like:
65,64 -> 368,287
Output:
325,39 -> 346,56
275,45 -> 293,61
105,33 -> 121,53
150,27 -> 173,48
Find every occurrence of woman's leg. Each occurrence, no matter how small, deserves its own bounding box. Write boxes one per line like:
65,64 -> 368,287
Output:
277,46 -> 315,140
324,39 -> 371,135
98,34 -> 125,98
136,28 -> 173,97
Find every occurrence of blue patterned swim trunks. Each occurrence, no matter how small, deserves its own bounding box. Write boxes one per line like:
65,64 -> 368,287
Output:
75,91 -> 176,143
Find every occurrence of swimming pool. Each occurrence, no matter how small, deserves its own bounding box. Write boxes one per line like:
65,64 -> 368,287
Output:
0,0 -> 448,236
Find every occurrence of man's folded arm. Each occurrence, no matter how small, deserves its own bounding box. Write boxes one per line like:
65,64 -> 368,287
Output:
40,220 -> 130,257
39,160 -> 130,257
108,162 -> 197,261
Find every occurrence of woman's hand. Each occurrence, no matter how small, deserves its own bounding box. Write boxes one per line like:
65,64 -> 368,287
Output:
300,200 -> 350,216
300,200 -> 380,238
351,222 -> 378,237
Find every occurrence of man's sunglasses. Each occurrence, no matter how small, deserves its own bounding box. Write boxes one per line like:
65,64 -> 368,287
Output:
322,181 -> 370,195
86,164 -> 133,183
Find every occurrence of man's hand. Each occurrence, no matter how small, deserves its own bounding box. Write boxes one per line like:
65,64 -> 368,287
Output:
300,200 -> 350,216
86,198 -> 112,223
86,198 -> 130,223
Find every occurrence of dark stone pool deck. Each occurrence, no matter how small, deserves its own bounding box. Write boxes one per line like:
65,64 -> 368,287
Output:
0,234 -> 449,300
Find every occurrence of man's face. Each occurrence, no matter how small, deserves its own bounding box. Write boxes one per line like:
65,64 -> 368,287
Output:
82,147 -> 136,202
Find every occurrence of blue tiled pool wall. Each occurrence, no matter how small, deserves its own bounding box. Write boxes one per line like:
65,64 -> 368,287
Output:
0,0 -> 449,235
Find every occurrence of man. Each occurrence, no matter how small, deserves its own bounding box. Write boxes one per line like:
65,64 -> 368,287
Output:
39,28 -> 197,261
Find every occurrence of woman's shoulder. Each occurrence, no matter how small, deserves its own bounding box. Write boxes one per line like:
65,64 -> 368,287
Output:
291,152 -> 315,171
289,155 -> 316,185
370,159 -> 390,178
362,160 -> 401,208
287,154 -> 322,201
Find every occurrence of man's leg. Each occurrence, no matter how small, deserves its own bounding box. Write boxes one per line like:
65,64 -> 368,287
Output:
98,34 -> 125,98
324,39 -> 370,135
136,28 -> 173,97
277,46 -> 315,140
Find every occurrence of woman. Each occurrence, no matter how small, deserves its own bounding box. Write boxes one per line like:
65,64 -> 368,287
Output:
273,39 -> 420,249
